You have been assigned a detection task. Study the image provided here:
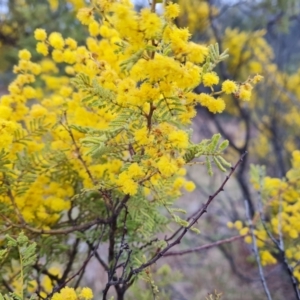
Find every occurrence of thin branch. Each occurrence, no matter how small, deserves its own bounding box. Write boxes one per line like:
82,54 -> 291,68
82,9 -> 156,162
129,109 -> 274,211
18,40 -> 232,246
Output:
245,200 -> 273,300
58,238 -> 80,285
45,227 -> 106,300
86,240 -> 109,271
103,204 -> 130,299
62,111 -> 96,185
125,152 -> 247,281
6,217 -> 110,235
164,235 -> 245,256
151,0 -> 156,13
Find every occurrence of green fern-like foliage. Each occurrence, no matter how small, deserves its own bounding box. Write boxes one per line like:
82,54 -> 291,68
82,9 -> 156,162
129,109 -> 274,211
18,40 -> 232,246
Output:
203,43 -> 229,73
0,233 -> 37,300
184,133 -> 231,175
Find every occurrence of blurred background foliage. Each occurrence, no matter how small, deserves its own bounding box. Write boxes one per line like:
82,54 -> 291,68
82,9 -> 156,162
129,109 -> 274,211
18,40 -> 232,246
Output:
1,0 -> 300,298
0,0 -> 86,84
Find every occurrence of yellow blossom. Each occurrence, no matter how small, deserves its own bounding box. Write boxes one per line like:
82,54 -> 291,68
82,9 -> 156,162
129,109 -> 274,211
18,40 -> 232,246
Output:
34,28 -> 47,41
117,172 -> 138,195
222,80 -> 237,94
168,130 -> 189,149
239,87 -> 251,101
187,42 -> 208,64
244,236 -> 252,244
89,21 -> 100,36
203,72 -> 219,87
0,105 -> 12,120
184,181 -> 196,192
197,93 -> 214,107
48,32 -> 65,49
207,97 -> 225,114
79,287 -> 93,300
164,3 -> 180,19
127,163 -> 144,178
23,86 -> 37,99
234,220 -> 243,230
77,8 -> 94,25
239,227 -> 249,235
261,250 -> 277,266
18,49 -> 31,61
157,156 -> 178,177
59,287 -> 77,300
65,37 -> 77,49
289,229 -> 298,239
253,74 -> 263,84
52,49 -> 64,63
134,127 -> 152,146
36,42 -> 49,56
173,177 -> 185,189
140,9 -> 162,39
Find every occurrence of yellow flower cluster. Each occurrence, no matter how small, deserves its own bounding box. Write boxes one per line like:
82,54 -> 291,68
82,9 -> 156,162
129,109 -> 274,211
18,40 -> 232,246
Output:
229,150 -> 300,280
0,0 -> 257,268
177,0 -> 215,33
0,2 -> 273,297
0,1 -> 213,232
51,287 -> 93,300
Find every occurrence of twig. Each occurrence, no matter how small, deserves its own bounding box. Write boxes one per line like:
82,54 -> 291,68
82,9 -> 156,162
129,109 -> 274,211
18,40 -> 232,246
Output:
245,200 -> 273,300
164,235 -> 245,256
6,217 -> 110,235
139,238 -> 159,250
151,0 -> 156,13
102,204 -> 130,299
86,240 -> 109,271
125,152 -> 247,281
62,111 -> 96,185
45,226 -> 106,299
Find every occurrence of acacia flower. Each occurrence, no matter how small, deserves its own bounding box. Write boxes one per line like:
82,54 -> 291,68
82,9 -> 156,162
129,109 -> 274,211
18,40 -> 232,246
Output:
222,80 -> 237,94
203,72 -> 219,87
34,28 -> 47,41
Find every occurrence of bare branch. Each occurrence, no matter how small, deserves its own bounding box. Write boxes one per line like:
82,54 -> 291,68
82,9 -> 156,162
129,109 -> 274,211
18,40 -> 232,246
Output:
125,152 -> 247,281
245,200 -> 273,300
164,235 -> 245,257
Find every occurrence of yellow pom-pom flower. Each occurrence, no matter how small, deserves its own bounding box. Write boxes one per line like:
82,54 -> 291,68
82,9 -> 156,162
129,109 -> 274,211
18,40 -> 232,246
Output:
207,97 -> 225,114
168,130 -> 189,149
253,74 -> 264,84
184,181 -> 196,192
77,8 -> 94,25
234,220 -> 243,230
18,49 -> 31,61
34,28 -> 47,41
48,32 -> 65,50
222,80 -> 237,94
89,21 -> 100,37
239,87 -> 251,101
36,42 -> 49,56
203,72 -> 219,87
65,37 -> 77,50
164,3 -> 180,19
79,287 -> 94,300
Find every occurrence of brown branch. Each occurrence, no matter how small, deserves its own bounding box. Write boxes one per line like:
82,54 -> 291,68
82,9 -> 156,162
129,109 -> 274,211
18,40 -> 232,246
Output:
146,102 -> 156,132
103,204 -> 130,299
164,235 -> 246,257
151,0 -> 156,13
125,152 -> 247,281
45,226 -> 106,300
86,240 -> 109,271
62,111 -> 96,185
58,238 -> 80,285
6,183 -> 25,225
7,217 -> 110,235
